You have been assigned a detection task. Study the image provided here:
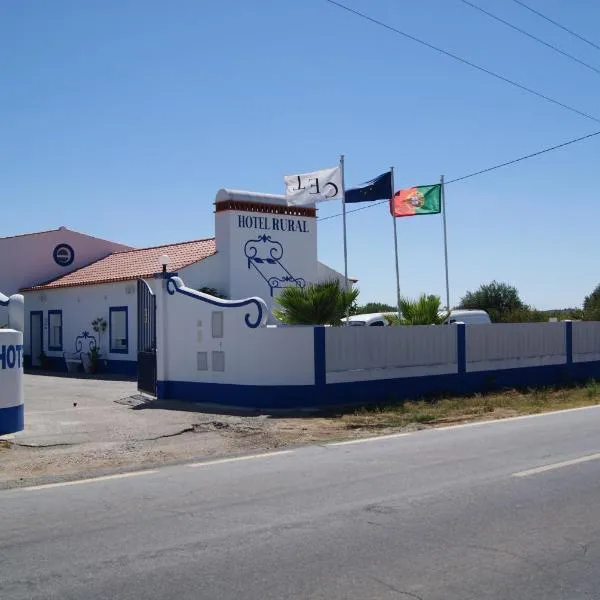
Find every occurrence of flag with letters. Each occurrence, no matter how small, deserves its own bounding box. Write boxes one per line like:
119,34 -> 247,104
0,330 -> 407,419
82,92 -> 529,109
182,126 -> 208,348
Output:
390,184 -> 441,217
345,171 -> 393,203
284,166 -> 343,206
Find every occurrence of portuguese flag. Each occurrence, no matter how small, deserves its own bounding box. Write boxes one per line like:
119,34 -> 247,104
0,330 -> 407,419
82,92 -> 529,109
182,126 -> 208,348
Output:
390,184 -> 441,218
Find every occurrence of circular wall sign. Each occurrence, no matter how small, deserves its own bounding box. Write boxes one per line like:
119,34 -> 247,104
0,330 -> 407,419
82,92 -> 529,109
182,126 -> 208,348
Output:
53,243 -> 75,267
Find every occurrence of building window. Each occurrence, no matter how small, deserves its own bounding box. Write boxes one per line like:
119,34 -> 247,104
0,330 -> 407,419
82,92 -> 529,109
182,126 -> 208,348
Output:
109,307 -> 128,353
211,311 -> 224,338
48,310 -> 63,351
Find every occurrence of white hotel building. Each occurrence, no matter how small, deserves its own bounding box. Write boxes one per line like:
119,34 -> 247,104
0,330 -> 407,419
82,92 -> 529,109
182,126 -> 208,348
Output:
0,190 -> 349,375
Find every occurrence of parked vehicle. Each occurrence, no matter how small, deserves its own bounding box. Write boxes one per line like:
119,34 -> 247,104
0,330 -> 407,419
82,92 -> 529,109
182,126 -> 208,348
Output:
344,312 -> 390,327
440,309 -> 492,325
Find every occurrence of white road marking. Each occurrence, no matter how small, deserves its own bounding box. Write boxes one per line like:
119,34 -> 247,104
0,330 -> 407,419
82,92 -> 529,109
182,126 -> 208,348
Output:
434,404 -> 600,432
513,453 -> 600,478
17,470 -> 159,492
328,432 -> 411,446
187,450 -> 294,468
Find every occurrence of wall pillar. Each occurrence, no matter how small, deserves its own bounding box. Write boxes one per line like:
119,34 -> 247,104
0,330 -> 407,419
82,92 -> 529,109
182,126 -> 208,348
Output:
0,329 -> 24,435
154,276 -> 168,399
313,326 -> 326,387
8,294 -> 24,332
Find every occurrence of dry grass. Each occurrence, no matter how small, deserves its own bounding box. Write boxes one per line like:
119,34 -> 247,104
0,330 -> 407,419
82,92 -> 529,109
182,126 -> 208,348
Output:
342,380 -> 600,431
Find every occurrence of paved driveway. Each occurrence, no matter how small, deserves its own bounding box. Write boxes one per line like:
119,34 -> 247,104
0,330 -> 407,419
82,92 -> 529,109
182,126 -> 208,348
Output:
0,374 -> 345,488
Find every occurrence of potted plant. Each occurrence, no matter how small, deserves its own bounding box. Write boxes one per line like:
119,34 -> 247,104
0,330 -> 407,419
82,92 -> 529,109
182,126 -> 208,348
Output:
91,317 -> 108,371
88,346 -> 101,374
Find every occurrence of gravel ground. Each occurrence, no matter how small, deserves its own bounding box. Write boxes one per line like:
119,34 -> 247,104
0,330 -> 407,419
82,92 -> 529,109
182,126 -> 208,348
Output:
0,374 -> 351,489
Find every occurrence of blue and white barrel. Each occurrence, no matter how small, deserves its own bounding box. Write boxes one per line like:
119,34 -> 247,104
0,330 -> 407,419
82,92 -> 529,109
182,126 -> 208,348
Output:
0,329 -> 24,435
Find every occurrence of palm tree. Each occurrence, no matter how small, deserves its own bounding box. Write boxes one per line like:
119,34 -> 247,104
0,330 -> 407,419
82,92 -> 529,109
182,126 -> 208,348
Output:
273,280 -> 359,326
387,294 -> 447,325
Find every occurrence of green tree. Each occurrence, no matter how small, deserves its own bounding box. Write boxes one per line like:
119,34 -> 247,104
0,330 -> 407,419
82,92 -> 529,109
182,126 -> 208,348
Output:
387,294 -> 447,325
353,301 -> 396,315
583,284 -> 600,321
459,281 -> 524,322
273,280 -> 359,326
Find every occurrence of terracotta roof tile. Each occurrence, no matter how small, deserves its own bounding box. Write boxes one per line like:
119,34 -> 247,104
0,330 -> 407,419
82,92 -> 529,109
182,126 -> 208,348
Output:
24,238 -> 216,291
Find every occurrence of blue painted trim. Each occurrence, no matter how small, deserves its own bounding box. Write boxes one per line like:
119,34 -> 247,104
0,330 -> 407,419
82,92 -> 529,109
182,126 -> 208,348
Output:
313,327 -> 326,387
105,359 -> 137,376
30,310 -> 44,362
53,243 -> 75,267
0,404 -> 24,435
109,306 -> 129,354
565,321 -> 573,366
166,276 -> 267,329
156,361 -> 600,410
47,309 -> 63,351
456,323 -> 466,375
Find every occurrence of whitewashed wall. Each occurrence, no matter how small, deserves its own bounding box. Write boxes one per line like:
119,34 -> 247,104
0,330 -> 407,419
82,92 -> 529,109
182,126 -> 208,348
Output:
178,254 -> 227,297
158,277 -> 314,387
573,321 -> 600,363
23,281 -> 139,364
215,207 -> 318,323
466,323 -> 565,372
0,228 -> 131,296
325,326 -> 458,383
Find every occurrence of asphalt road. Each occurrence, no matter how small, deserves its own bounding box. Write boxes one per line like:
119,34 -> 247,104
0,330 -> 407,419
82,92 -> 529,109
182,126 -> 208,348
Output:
2,406 -> 600,600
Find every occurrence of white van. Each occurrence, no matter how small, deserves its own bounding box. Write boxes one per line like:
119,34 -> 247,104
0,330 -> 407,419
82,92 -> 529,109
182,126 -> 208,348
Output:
344,312 -> 390,327
440,309 -> 491,325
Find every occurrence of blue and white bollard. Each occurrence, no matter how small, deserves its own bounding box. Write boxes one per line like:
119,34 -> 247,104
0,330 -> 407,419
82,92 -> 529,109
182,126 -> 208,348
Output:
0,329 -> 24,435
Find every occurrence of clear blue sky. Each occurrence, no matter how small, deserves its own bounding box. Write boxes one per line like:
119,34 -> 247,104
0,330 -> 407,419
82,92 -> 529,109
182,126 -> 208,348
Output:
2,0 -> 599,309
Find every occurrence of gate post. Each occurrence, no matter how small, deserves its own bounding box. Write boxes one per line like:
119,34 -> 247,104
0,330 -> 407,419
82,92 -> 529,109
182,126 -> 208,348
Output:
154,275 -> 168,399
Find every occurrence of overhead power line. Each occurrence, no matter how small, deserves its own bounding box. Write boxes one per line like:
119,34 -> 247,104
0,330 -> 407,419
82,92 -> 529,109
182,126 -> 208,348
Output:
459,0 -> 600,76
510,0 -> 600,53
318,129 -> 600,222
322,0 -> 600,124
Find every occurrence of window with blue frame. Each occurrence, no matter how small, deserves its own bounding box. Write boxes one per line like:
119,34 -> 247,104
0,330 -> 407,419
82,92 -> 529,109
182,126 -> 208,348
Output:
48,310 -> 63,351
109,307 -> 128,353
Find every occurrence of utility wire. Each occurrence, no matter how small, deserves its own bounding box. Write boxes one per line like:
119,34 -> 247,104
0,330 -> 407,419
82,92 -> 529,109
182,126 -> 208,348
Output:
322,0 -> 600,124
459,0 -> 600,76
510,0 -> 600,53
318,129 -> 600,222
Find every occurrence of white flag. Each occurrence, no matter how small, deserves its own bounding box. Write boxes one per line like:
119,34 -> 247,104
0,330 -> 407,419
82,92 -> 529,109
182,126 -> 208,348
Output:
284,166 -> 343,206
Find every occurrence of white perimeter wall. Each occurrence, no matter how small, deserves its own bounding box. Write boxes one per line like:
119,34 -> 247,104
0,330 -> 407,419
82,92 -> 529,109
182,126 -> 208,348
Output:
465,323 -> 565,371
159,280 -> 314,386
23,281 -> 142,362
573,321 -> 600,363
326,326 -> 458,383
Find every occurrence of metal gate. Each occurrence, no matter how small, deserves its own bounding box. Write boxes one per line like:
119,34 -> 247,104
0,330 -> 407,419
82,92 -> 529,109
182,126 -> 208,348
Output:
137,278 -> 157,396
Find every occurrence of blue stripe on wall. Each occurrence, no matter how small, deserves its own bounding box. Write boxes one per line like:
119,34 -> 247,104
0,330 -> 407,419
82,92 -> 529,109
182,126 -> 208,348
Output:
0,404 -> 24,435
313,327 -> 326,387
157,360 -> 600,411
23,356 -> 137,377
565,321 -> 573,366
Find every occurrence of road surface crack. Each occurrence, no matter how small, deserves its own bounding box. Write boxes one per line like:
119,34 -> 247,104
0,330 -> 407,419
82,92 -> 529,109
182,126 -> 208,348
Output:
140,427 -> 195,441
370,576 -> 425,599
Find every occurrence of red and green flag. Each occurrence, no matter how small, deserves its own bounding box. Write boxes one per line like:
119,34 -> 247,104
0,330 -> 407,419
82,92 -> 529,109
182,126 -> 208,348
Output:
390,184 -> 441,218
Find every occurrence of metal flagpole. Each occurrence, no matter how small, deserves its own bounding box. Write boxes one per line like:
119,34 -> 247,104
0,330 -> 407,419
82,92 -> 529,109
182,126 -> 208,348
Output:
340,154 -> 348,290
340,154 -> 350,324
391,167 -> 401,319
441,174 -> 450,312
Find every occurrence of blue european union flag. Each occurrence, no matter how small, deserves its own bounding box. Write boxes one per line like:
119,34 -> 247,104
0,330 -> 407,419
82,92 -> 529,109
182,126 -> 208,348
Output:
345,171 -> 393,203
